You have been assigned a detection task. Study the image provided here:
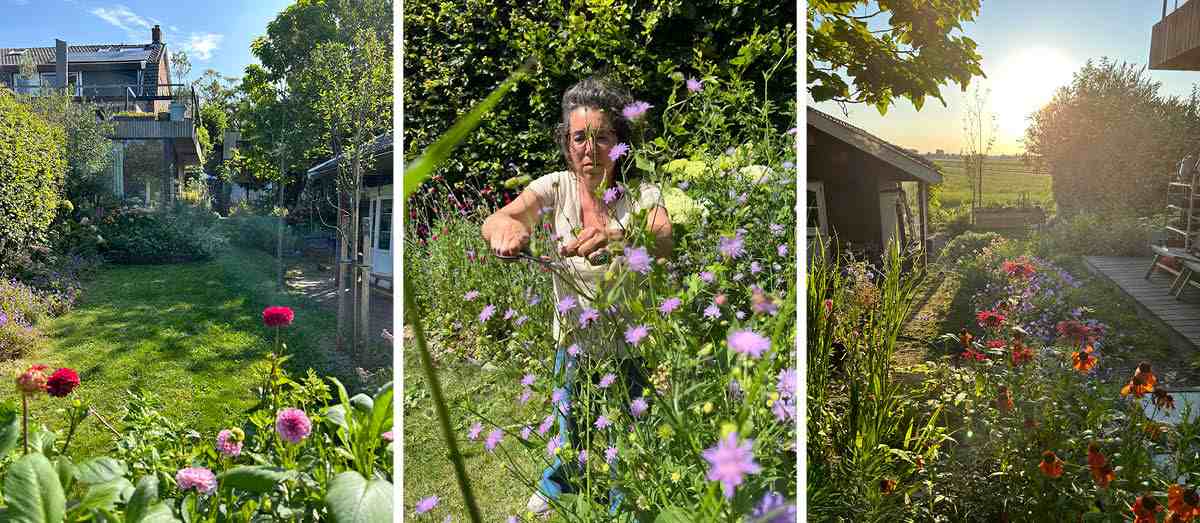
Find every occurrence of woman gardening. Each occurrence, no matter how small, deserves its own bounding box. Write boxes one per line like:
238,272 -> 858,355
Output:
480,76 -> 672,516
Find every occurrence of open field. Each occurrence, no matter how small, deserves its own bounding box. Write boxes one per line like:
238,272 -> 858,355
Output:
930,157 -> 1053,209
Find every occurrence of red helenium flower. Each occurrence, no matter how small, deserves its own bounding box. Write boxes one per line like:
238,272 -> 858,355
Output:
262,306 -> 294,328
46,368 -> 80,397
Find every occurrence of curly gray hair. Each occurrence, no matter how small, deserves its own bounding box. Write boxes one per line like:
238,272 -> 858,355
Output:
554,76 -> 634,160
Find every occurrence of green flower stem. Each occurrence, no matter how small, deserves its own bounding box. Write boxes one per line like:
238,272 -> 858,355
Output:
21,394 -> 28,455
404,272 -> 483,523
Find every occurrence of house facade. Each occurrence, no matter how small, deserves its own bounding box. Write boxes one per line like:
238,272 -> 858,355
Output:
0,25 -> 202,206
807,106 -> 940,262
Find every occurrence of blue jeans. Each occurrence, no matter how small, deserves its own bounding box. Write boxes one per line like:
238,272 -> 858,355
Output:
537,346 -> 649,514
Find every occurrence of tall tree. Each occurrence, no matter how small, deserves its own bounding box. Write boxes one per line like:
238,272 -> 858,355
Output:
808,0 -> 985,114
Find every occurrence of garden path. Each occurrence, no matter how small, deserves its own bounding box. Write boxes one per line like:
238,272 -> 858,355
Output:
285,257 -> 393,371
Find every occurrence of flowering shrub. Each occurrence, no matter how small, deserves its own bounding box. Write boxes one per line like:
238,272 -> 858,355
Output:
406,70 -> 796,519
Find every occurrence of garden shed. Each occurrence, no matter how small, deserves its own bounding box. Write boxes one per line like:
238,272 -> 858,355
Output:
807,106 -> 940,260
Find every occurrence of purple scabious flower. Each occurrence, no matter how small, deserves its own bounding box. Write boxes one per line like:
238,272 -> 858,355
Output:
527,293 -> 541,306
518,387 -> 532,405
704,304 -> 721,319
750,262 -> 762,274
547,434 -> 564,457
751,491 -> 796,523
503,308 -> 517,320
595,415 -> 611,429
520,426 -> 532,440
630,398 -> 649,418
567,344 -> 582,357
578,449 -> 589,465
785,127 -> 798,135
625,324 -> 649,346
782,161 -> 795,170
699,271 -> 715,283
686,77 -> 703,93
579,308 -> 599,328
515,315 -> 529,327
728,379 -> 743,401
521,373 -> 536,387
777,244 -> 788,257
599,373 -> 616,388
551,387 -> 567,405
275,408 -> 312,444
772,398 -> 795,422
608,142 -> 630,162
622,101 -> 653,120
626,246 -> 651,274
538,415 -> 554,435
769,223 -> 784,236
719,233 -> 745,259
485,428 -> 504,451
479,304 -> 496,323
659,297 -> 682,315
605,446 -> 619,463
777,368 -> 797,398
467,422 -> 483,441
703,432 -> 761,499
727,330 -> 770,358
735,310 -> 746,320
176,467 -> 217,495
556,295 -> 577,315
415,495 -> 439,514
464,290 -> 479,301
603,185 -> 623,205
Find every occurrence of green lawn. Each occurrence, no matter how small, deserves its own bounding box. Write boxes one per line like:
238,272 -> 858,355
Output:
928,158 -> 1054,209
0,247 -> 358,457
402,342 -> 545,520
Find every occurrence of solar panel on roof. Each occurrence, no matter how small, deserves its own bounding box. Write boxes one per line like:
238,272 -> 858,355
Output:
67,48 -> 151,62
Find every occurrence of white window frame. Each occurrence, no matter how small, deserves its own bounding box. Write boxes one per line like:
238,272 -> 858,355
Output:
807,181 -> 828,240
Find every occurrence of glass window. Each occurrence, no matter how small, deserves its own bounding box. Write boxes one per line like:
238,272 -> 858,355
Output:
377,199 -> 392,251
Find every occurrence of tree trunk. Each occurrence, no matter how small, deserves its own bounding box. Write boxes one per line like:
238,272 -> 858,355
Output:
336,200 -> 350,352
359,226 -> 372,361
276,153 -> 285,291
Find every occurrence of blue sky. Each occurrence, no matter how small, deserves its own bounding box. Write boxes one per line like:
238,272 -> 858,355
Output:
811,0 -> 1200,154
0,0 -> 294,82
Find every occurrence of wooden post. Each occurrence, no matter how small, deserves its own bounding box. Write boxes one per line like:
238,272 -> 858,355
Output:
919,181 -> 930,266
359,229 -> 372,360
336,204 -> 350,352
276,151 -> 285,291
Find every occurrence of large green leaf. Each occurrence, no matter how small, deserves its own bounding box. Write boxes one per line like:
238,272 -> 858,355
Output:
138,503 -> 179,523
654,507 -> 693,523
217,466 -> 293,494
0,401 -> 19,456
3,453 -> 66,523
369,383 -> 393,438
74,457 -> 127,484
126,475 -> 159,523
325,471 -> 392,523
71,479 -> 122,514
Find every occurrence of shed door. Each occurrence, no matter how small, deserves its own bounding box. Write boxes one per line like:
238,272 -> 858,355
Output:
370,197 -> 392,276
807,181 -> 828,263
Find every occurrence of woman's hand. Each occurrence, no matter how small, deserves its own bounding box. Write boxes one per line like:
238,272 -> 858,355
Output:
560,226 -> 618,259
485,216 -> 530,257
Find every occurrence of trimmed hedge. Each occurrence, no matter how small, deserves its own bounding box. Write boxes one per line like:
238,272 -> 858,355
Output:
403,0 -> 796,200
0,90 -> 66,269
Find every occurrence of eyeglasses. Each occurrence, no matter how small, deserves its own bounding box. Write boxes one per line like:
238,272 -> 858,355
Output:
568,129 -> 617,150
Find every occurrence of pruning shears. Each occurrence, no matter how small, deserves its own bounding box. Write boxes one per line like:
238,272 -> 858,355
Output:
494,248 -> 610,268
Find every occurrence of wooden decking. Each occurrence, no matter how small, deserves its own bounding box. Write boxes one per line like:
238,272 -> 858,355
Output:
1084,256 -> 1200,351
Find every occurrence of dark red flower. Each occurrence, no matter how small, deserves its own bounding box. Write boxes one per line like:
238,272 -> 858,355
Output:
262,306 -> 294,328
1056,320 -> 1097,346
46,368 -> 80,397
976,310 -> 1006,330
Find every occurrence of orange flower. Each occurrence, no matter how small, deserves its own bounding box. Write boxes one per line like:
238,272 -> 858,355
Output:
1087,441 -> 1106,470
1092,464 -> 1115,488
880,478 -> 897,494
959,329 -> 974,351
1156,388 -> 1177,410
1011,342 -> 1035,366
1039,450 -> 1063,479
1134,494 -> 1162,523
1122,362 -> 1158,397
995,386 -> 1014,412
1072,345 -> 1098,373
1168,484 -> 1200,520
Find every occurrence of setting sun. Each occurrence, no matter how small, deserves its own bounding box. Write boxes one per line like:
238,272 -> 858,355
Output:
988,46 -> 1077,140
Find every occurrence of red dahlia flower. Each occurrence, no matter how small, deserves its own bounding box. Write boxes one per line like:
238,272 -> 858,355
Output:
46,368 -> 80,397
262,306 -> 294,328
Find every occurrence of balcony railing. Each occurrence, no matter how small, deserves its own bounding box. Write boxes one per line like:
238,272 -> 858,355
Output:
1151,0 -> 1200,70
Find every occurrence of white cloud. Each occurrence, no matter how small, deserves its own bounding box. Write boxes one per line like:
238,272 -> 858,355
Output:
90,5 -> 153,38
182,33 -> 223,61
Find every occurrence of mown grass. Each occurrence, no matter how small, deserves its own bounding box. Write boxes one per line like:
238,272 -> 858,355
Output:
0,246 -> 363,458
402,340 -> 546,519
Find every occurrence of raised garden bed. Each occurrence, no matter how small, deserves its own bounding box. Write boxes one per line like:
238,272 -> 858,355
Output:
975,206 -> 1047,230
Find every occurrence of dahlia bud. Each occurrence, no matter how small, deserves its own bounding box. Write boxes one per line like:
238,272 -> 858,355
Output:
16,365 -> 50,395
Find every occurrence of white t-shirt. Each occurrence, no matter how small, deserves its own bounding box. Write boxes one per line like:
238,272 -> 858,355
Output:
525,170 -> 663,360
